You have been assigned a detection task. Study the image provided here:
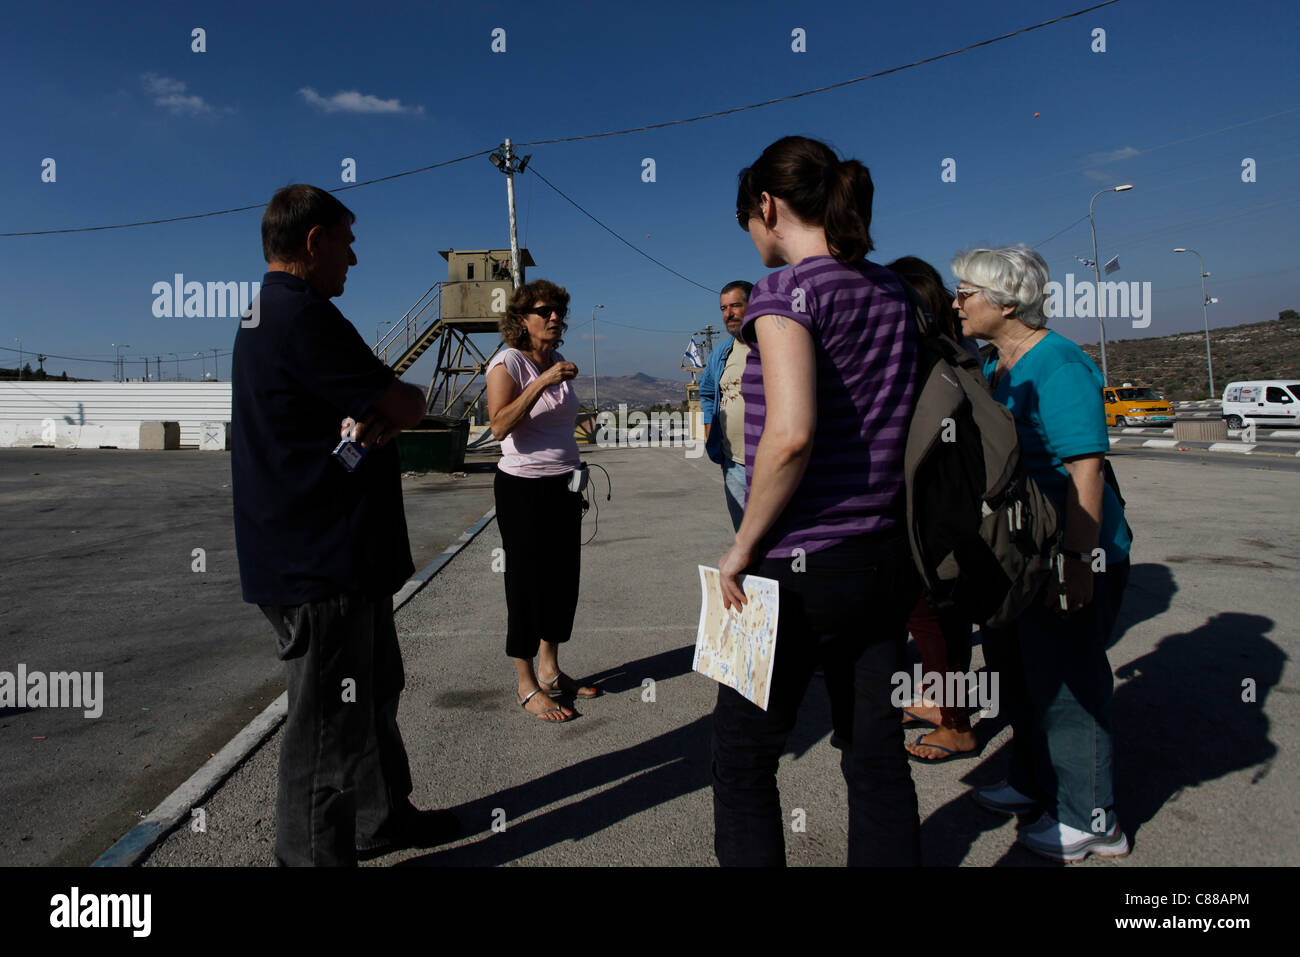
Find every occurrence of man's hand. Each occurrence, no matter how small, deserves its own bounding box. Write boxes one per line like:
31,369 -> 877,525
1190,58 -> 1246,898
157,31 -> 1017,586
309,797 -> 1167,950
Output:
342,413 -> 398,449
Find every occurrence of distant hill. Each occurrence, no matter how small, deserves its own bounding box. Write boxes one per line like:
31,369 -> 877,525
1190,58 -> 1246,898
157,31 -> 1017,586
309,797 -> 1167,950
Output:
1079,313 -> 1300,400
570,372 -> 691,411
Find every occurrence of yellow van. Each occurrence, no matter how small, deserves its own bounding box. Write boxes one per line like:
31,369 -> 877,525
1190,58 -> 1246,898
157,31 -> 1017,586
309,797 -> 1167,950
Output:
1103,384 -> 1174,427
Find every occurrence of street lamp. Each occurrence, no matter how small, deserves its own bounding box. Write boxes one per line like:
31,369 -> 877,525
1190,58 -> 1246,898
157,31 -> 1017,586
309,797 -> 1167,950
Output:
194,351 -> 206,380
1088,184 -> 1133,385
1173,247 -> 1216,398
14,338 -> 21,380
210,348 -> 220,382
112,343 -> 130,383
591,305 -> 605,412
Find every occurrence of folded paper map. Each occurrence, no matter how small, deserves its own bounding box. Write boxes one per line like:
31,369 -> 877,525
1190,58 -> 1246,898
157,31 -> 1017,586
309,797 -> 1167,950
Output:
694,566 -> 779,710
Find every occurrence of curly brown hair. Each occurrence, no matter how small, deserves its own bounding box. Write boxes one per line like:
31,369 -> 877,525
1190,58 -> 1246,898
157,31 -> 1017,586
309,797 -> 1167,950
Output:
500,279 -> 571,350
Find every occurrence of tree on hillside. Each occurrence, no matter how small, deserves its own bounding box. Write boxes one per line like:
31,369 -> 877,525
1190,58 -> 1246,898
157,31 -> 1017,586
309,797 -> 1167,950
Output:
1279,309 -> 1299,323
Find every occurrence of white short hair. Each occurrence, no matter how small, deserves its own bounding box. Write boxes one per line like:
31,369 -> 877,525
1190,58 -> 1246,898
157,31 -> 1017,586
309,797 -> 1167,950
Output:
951,244 -> 1051,329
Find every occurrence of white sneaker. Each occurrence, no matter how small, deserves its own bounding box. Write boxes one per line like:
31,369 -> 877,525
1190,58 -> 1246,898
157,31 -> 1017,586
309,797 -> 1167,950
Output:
970,780 -> 1037,816
1018,812 -> 1130,862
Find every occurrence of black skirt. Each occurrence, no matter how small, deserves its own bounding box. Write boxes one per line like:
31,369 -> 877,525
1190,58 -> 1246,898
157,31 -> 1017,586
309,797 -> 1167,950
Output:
493,468 -> 582,658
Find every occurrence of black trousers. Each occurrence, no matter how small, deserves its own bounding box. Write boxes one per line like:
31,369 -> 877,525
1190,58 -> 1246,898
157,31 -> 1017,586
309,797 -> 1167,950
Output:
260,592 -> 413,866
493,469 -> 582,659
711,532 -> 922,867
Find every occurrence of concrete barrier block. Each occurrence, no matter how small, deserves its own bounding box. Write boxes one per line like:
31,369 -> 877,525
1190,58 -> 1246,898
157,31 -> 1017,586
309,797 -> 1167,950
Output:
1174,419 -> 1229,442
139,421 -> 181,450
199,421 -> 229,451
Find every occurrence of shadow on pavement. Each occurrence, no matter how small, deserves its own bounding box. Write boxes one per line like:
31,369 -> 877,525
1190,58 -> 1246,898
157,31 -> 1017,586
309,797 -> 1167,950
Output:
401,645 -> 837,866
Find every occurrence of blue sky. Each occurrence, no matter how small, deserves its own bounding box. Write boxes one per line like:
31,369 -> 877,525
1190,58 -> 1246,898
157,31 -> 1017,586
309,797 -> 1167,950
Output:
2,0 -> 1297,385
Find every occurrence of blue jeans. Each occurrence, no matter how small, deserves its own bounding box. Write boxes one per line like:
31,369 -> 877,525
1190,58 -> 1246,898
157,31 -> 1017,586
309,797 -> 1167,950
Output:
722,459 -> 745,532
981,560 -> 1130,832
711,532 -> 921,866
260,592 -> 413,866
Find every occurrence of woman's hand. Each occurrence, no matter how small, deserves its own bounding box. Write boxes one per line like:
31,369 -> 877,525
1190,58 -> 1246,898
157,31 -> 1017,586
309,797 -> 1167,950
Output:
718,540 -> 754,612
541,361 -> 578,389
1046,554 -> 1094,614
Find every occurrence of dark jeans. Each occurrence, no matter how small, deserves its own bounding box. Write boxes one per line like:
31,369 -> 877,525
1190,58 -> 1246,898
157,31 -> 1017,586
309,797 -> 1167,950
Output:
981,559 -> 1130,832
711,532 -> 922,866
494,469 -> 582,659
260,592 -> 413,866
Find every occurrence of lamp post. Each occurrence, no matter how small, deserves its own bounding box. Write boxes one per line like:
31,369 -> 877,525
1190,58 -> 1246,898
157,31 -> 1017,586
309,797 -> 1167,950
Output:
1088,184 -> 1133,385
210,348 -> 220,382
194,351 -> 206,380
14,338 -> 20,380
590,305 -> 604,413
112,343 -> 130,383
169,352 -> 179,381
1173,247 -> 1216,398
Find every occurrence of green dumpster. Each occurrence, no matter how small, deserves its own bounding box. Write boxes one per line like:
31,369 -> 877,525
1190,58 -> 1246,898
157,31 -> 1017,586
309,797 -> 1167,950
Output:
397,416 -> 469,473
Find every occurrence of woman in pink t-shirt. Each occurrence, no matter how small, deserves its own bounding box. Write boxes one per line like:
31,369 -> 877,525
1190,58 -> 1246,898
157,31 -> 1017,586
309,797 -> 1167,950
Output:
486,279 -> 598,722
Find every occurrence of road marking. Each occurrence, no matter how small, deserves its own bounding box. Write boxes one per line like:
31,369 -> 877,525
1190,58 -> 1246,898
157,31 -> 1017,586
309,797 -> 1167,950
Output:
1209,443 -> 1254,453
1142,439 -> 1179,448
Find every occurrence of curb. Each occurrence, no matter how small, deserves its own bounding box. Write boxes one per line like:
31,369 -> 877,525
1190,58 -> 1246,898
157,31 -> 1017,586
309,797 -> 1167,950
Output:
91,505 -> 499,867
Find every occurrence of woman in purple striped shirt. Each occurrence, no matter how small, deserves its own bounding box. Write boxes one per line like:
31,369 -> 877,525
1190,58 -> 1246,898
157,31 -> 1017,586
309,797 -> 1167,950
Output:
712,136 -> 922,866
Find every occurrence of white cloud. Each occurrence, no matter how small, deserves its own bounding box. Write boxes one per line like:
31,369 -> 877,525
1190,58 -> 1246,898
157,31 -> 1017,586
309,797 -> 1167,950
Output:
1087,146 -> 1140,164
298,87 -> 424,115
141,72 -> 213,115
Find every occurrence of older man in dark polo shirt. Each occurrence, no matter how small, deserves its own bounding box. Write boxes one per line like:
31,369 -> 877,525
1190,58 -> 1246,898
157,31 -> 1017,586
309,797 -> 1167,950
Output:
232,184 -> 458,866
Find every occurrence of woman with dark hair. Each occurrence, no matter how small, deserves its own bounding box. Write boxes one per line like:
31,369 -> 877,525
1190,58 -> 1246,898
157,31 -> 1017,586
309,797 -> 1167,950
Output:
487,278 -> 598,722
714,135 -> 921,866
884,256 -> 981,762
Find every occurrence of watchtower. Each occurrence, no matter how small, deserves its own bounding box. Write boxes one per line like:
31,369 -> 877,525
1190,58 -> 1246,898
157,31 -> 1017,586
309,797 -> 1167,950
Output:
375,247 -> 536,419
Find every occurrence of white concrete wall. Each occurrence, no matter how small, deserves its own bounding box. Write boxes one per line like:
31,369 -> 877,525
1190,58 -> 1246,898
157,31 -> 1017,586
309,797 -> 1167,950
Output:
0,382 -> 231,448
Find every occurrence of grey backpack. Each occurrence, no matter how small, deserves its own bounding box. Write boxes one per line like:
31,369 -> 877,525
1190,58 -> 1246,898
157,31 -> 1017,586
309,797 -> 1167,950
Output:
898,283 -> 1061,629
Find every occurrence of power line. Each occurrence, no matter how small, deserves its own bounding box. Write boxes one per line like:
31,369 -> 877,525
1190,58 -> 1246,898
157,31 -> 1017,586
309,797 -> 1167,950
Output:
527,163 -> 717,294
595,317 -> 697,335
0,150 -> 494,238
514,1 -> 1123,148
2,2 -> 1120,240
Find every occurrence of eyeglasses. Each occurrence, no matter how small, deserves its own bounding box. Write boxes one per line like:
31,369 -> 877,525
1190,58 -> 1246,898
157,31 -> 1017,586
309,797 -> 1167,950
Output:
955,287 -> 984,304
529,305 -> 566,319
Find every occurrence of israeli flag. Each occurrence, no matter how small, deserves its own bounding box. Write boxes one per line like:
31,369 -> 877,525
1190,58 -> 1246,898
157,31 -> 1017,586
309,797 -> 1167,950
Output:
681,338 -> 704,371
1103,255 -> 1121,275
1076,256 -> 1096,268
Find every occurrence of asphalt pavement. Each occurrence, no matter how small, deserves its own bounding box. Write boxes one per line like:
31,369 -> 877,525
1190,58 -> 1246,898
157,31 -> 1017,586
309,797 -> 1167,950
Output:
139,444 -> 1298,867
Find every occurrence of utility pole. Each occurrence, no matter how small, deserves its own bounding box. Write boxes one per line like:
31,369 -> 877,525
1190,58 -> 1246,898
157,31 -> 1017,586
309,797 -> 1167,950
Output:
211,348 -> 220,382
695,324 -> 720,356
490,139 -> 531,289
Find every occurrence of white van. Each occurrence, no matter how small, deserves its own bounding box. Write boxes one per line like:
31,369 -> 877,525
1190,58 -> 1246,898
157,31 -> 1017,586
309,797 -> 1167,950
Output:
1221,380 -> 1300,430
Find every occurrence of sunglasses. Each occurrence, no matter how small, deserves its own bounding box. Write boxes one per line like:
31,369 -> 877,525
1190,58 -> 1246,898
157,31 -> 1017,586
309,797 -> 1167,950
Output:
955,287 -> 984,304
529,305 -> 566,319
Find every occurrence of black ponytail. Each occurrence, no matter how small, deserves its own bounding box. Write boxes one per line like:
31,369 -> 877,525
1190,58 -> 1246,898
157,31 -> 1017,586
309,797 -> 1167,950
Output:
736,136 -> 875,264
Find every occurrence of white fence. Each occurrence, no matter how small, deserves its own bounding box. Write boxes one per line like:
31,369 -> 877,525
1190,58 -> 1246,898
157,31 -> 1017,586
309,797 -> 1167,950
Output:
0,382 -> 232,448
